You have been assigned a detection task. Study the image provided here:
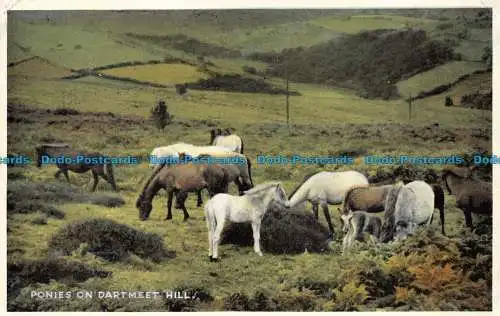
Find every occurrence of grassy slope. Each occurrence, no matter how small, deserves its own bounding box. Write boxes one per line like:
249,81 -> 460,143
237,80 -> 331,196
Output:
102,64 -> 209,85
7,11 -> 492,311
396,61 -> 486,98
309,14 -> 438,33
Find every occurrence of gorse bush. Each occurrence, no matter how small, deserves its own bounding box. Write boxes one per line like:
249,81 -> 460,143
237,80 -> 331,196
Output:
221,204 -> 330,254
48,218 -> 176,262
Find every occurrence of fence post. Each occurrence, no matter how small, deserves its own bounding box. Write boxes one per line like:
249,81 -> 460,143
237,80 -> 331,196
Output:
408,93 -> 412,121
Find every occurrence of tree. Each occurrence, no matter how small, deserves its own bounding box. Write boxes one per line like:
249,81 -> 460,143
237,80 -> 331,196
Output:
151,100 -> 171,131
445,95 -> 453,107
481,46 -> 492,68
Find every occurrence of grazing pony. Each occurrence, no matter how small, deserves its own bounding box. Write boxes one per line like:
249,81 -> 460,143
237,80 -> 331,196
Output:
441,166 -> 492,230
380,181 -> 435,243
342,183 -> 446,235
285,171 -> 369,238
204,182 -> 288,261
35,143 -> 117,191
209,128 -> 244,154
136,162 -> 229,221
174,153 -> 254,208
340,210 -> 382,254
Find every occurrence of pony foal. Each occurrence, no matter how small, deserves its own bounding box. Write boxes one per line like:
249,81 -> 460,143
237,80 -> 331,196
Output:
340,209 -> 382,254
204,182 -> 287,262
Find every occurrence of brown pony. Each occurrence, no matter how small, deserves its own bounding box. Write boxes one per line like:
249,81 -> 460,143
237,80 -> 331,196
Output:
35,144 -> 117,191
442,166 -> 492,230
136,162 -> 229,221
342,183 -> 446,235
174,152 -> 253,209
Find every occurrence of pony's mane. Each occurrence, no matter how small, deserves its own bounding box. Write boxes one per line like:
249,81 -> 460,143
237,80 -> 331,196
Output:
136,163 -> 167,208
288,172 -> 318,199
342,184 -> 371,206
244,182 -> 280,196
380,182 -> 404,242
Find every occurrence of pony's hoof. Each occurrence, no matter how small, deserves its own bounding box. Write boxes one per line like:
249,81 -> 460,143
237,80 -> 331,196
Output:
210,257 -> 219,262
257,252 -> 263,257
164,217 -> 172,221
183,217 -> 190,222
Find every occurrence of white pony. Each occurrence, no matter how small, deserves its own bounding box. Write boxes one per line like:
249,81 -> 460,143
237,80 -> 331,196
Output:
380,181 -> 435,242
209,128 -> 244,153
149,142 -> 233,168
285,171 -> 369,238
204,182 -> 287,261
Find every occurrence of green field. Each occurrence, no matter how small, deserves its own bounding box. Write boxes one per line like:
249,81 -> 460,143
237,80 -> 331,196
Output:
102,64 -> 209,86
309,14 -> 438,34
7,9 -> 492,312
396,61 -> 486,98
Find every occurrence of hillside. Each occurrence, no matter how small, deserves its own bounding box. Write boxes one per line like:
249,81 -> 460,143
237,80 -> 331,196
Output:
6,9 -> 492,312
261,28 -> 457,99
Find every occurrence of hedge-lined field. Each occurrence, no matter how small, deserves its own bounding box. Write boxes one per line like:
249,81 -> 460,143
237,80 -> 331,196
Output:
102,64 -> 209,86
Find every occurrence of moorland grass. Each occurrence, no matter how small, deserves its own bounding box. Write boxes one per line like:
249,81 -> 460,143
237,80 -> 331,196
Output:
6,10 -> 492,311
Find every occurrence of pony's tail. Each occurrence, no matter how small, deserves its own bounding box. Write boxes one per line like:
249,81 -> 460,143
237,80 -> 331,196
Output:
239,137 -> 244,154
380,182 -> 403,243
245,155 -> 253,187
136,163 -> 166,208
104,163 -> 117,191
432,184 -> 446,236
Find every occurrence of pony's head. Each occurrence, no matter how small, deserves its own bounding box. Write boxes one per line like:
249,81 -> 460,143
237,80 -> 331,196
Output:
137,198 -> 153,221
339,209 -> 353,234
274,183 -> 287,202
393,220 -> 413,241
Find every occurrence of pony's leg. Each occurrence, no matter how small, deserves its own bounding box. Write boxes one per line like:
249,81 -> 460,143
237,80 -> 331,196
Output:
251,221 -> 263,256
212,217 -> 226,261
463,208 -> 473,231
91,170 -> 99,192
181,203 -> 190,221
312,203 -> 319,220
205,207 -> 213,258
196,190 -> 203,207
342,233 -> 349,255
165,190 -> 174,220
62,169 -> 70,184
320,202 -> 335,239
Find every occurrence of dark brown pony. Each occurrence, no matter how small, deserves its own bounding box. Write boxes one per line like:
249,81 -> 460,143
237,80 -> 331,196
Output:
174,152 -> 253,209
442,166 -> 492,230
35,144 -> 117,191
136,162 -> 229,221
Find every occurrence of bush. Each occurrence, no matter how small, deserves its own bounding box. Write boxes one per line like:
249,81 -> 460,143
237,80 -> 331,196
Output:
460,91 -> 492,110
48,218 -> 175,262
52,108 -> 80,115
7,258 -> 111,299
242,65 -> 257,74
445,95 -> 453,106
187,74 -> 301,95
221,203 -> 330,254
150,100 -> 172,130
7,181 -> 125,209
